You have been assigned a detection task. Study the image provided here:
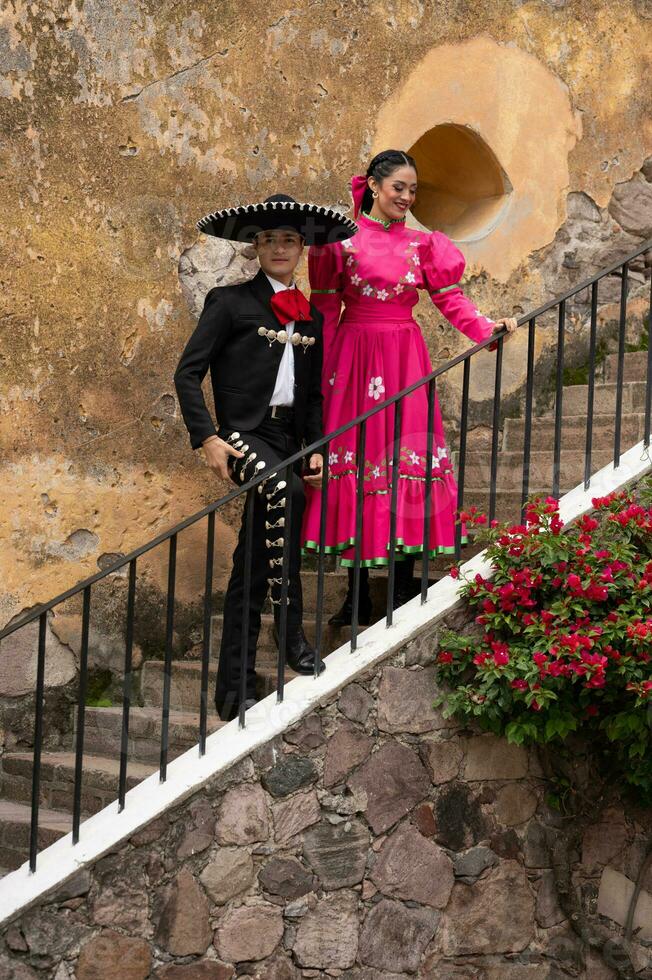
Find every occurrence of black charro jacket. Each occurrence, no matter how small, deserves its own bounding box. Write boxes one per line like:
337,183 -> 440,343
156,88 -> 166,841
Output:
174,269 -> 324,451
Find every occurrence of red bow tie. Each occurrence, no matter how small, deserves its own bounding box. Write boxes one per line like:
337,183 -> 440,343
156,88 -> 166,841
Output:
270,287 -> 312,326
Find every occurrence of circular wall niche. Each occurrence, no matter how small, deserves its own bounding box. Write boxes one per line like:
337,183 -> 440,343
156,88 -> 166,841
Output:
408,123 -> 513,242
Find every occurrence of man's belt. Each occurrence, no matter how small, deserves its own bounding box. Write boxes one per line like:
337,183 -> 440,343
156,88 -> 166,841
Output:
266,404 -> 295,421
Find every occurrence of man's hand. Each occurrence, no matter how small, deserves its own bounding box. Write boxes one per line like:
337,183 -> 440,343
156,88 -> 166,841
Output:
202,435 -> 244,480
303,453 -> 324,488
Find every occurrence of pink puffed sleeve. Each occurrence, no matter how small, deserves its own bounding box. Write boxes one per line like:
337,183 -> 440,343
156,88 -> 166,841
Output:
421,232 -> 495,345
308,242 -> 344,363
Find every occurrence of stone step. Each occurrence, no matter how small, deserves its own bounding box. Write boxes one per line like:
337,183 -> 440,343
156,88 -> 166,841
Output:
83,706 -> 224,766
604,350 -> 650,384
461,448 -> 615,491
0,800 -> 70,872
502,413 -> 644,453
544,381 -> 646,417
0,752 -> 155,817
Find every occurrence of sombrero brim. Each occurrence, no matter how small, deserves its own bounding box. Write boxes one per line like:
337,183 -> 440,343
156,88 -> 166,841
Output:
196,200 -> 357,246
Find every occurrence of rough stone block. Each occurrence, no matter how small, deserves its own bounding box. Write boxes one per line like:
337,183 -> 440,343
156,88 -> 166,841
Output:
258,855 -> 316,898
214,783 -> 270,845
370,821 -> 454,907
272,788 -> 321,843
420,738 -> 464,785
323,722 -> 374,787
439,861 -> 535,955
76,931 -> 151,980
261,755 -> 318,797
358,897 -> 439,973
293,890 -> 359,970
463,735 -> 528,780
377,666 -> 450,734
348,742 -> 430,835
200,848 -> 254,905
338,683 -> 374,725
156,869 -> 211,956
303,819 -> 369,889
215,901 -> 284,963
494,783 -> 538,827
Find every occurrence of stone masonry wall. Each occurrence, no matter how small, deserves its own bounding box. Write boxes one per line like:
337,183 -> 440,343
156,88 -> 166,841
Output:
1,604 -> 650,980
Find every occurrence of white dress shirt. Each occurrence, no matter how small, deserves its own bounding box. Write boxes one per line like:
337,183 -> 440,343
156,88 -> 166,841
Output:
266,274 -> 296,407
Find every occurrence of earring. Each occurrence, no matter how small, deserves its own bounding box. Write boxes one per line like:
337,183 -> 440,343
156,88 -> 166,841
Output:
372,191 -> 379,198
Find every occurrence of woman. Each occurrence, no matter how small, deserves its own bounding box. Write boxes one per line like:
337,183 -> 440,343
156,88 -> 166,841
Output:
302,150 -> 517,624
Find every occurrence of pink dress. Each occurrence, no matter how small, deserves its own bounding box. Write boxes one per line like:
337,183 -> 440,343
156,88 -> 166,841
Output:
302,210 -> 495,567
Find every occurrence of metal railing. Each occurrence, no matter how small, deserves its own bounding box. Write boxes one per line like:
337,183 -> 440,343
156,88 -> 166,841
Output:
1,238 -> 650,872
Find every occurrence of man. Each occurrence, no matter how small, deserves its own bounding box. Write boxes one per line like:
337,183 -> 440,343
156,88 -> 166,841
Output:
174,194 -> 356,721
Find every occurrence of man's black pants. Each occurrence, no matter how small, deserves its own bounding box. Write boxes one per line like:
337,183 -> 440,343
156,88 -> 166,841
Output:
215,415 -> 305,720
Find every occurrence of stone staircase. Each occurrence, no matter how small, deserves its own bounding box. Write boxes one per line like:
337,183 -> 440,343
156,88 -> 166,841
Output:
462,351 -> 649,518
0,349 -> 648,874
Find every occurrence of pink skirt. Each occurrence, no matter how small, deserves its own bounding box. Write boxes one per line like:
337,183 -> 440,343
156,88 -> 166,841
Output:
302,312 -> 465,567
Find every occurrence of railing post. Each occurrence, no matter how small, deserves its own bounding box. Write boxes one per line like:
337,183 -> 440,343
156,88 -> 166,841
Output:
521,318 -> 536,517
238,489 -> 255,728
455,361 -> 470,560
552,300 -> 566,499
386,398 -> 403,626
645,271 -> 652,449
614,261 -> 629,468
489,336 -> 504,524
118,559 -> 137,811
199,511 -> 215,756
584,282 -> 599,489
159,534 -> 177,781
314,441 -> 330,676
422,379 -> 436,602
29,613 -> 47,872
72,586 -> 91,844
351,420 -> 367,652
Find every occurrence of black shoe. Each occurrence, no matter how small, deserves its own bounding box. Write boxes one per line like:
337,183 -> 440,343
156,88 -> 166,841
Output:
273,624 -> 326,676
215,696 -> 257,722
328,593 -> 373,627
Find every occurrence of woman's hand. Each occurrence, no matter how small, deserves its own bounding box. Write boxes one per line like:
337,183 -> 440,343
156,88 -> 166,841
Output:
303,453 -> 324,488
493,317 -> 518,341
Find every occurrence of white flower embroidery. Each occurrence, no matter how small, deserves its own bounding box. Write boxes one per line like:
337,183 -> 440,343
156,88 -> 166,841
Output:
409,451 -> 421,466
346,256 -> 355,267
362,284 -> 374,297
410,240 -> 420,247
368,375 -> 385,400
371,466 -> 381,478
329,372 -> 336,386
405,271 -> 416,284
344,450 -> 354,463
351,273 -> 362,285
436,446 -> 448,460
376,289 -> 389,301
329,451 -> 339,465
394,283 -> 405,295
341,238 -> 354,250
411,254 -> 420,265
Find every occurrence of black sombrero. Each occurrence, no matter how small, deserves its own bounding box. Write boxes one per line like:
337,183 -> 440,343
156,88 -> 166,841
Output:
196,193 -> 357,246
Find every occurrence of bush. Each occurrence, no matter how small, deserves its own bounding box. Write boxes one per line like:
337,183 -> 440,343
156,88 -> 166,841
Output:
435,485 -> 652,805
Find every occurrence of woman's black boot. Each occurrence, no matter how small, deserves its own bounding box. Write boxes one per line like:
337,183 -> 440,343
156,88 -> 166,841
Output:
393,556 -> 416,609
329,567 -> 372,627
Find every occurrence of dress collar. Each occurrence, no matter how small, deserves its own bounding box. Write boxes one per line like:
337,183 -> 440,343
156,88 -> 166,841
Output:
359,210 -> 406,231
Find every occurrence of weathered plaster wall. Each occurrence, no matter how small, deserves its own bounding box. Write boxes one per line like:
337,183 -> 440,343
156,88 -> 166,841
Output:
1,609 -> 650,978
1,0 -> 651,627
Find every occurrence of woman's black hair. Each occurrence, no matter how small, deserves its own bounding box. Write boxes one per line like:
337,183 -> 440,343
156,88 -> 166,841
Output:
361,149 -> 418,215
